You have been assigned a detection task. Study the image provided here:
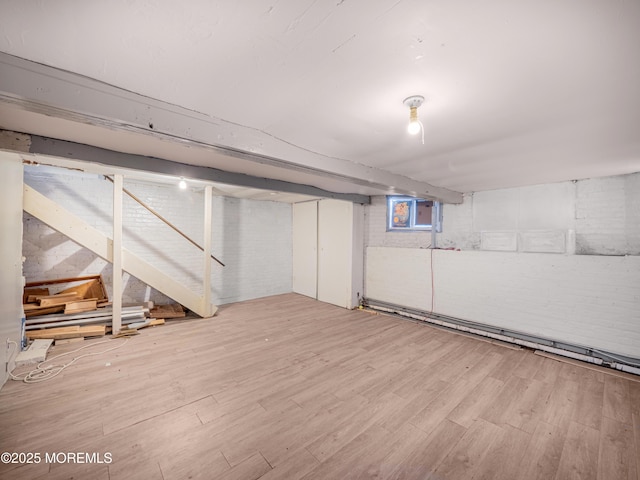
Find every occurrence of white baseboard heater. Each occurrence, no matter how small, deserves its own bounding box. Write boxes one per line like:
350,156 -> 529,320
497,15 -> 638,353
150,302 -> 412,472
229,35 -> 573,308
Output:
363,297 -> 640,377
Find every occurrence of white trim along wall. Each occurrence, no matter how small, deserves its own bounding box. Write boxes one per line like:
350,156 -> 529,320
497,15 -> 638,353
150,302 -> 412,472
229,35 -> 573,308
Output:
364,173 -> 640,360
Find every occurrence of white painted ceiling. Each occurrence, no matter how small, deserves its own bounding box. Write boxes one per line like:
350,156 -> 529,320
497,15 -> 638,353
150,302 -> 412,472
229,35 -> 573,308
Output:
1,0 -> 639,197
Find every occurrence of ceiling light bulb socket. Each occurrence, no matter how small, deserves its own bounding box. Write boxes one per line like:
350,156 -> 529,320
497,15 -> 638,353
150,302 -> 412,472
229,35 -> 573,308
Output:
403,95 -> 424,108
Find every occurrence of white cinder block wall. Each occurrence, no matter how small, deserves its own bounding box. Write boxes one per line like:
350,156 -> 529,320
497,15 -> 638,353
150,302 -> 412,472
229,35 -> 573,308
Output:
23,166 -> 292,307
365,173 -> 640,359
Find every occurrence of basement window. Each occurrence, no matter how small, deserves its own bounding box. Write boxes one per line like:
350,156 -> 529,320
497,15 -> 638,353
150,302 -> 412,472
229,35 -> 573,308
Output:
387,196 -> 442,232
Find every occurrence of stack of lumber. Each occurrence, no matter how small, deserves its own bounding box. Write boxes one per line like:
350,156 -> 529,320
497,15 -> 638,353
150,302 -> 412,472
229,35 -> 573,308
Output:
24,275 -> 140,341
25,306 -> 156,340
23,275 -> 109,318
22,275 -> 175,342
27,325 -> 108,341
26,305 -> 148,330
24,293 -> 98,317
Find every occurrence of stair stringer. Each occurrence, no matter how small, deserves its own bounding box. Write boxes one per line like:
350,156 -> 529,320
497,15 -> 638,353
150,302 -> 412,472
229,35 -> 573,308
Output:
24,184 -> 217,317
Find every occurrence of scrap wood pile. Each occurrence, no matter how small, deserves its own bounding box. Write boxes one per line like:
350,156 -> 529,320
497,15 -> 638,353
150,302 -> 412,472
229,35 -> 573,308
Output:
23,274 -> 110,317
22,275 -> 184,343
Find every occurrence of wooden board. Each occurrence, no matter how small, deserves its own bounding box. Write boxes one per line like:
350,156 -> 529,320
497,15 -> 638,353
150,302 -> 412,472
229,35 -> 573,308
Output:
127,317 -> 164,329
26,325 -> 106,340
26,325 -> 81,340
25,274 -> 102,288
64,298 -> 98,315
55,337 -> 85,346
23,287 -> 49,304
24,275 -> 109,307
150,304 -> 185,319
23,304 -> 65,317
71,325 -> 105,339
59,278 -> 108,303
36,292 -> 83,307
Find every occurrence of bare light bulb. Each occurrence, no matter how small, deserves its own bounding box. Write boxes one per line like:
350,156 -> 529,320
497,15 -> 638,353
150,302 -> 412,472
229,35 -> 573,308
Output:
403,96 -> 425,142
408,120 -> 421,135
407,105 -> 421,135
178,178 -> 187,190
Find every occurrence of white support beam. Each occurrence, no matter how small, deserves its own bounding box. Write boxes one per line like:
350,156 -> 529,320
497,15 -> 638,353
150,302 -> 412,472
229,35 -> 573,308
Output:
0,52 -> 462,204
112,174 -> 123,334
202,186 -> 213,317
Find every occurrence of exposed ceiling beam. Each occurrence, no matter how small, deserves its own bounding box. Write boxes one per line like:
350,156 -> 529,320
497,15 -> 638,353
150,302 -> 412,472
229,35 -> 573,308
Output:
24,135 -> 371,204
0,52 -> 463,204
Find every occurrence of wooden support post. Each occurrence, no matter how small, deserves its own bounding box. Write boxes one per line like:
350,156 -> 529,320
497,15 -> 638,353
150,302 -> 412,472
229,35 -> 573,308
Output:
202,186 -> 213,316
112,174 -> 123,334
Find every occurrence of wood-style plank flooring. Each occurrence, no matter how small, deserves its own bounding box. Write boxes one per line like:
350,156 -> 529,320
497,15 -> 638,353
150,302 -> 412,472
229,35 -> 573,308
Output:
1,293 -> 638,480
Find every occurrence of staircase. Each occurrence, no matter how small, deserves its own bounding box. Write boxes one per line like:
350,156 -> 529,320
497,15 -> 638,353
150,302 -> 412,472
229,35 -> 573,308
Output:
23,185 -> 218,317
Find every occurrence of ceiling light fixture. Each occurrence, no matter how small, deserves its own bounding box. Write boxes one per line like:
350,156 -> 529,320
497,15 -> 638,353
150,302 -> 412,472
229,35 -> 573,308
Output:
178,177 -> 187,190
403,95 -> 425,144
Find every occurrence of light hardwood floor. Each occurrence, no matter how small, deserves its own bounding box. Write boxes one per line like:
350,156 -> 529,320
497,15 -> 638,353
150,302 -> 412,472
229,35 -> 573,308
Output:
1,293 -> 638,480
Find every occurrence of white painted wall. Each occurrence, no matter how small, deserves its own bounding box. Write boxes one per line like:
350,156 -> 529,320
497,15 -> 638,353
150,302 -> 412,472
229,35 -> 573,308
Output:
364,196 -> 436,249
367,173 -> 639,255
23,166 -> 292,307
364,172 -> 640,359
576,174 -> 640,255
213,195 -> 292,304
366,247 -> 640,358
0,153 -> 24,387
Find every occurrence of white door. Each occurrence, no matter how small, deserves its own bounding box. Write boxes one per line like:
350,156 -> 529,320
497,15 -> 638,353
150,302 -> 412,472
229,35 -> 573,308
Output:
317,199 -> 352,308
292,201 -> 318,298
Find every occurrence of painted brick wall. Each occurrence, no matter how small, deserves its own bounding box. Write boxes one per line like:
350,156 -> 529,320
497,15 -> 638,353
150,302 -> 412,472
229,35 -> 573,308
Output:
434,194 -> 479,250
365,196 -> 435,249
366,173 -> 639,255
366,247 -> 640,358
576,173 -> 640,255
364,172 -> 640,358
23,166 -> 292,307
364,194 -> 480,251
210,196 -> 293,304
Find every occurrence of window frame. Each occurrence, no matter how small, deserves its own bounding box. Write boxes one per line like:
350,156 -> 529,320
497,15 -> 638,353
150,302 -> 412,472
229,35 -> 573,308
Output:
386,196 -> 442,232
